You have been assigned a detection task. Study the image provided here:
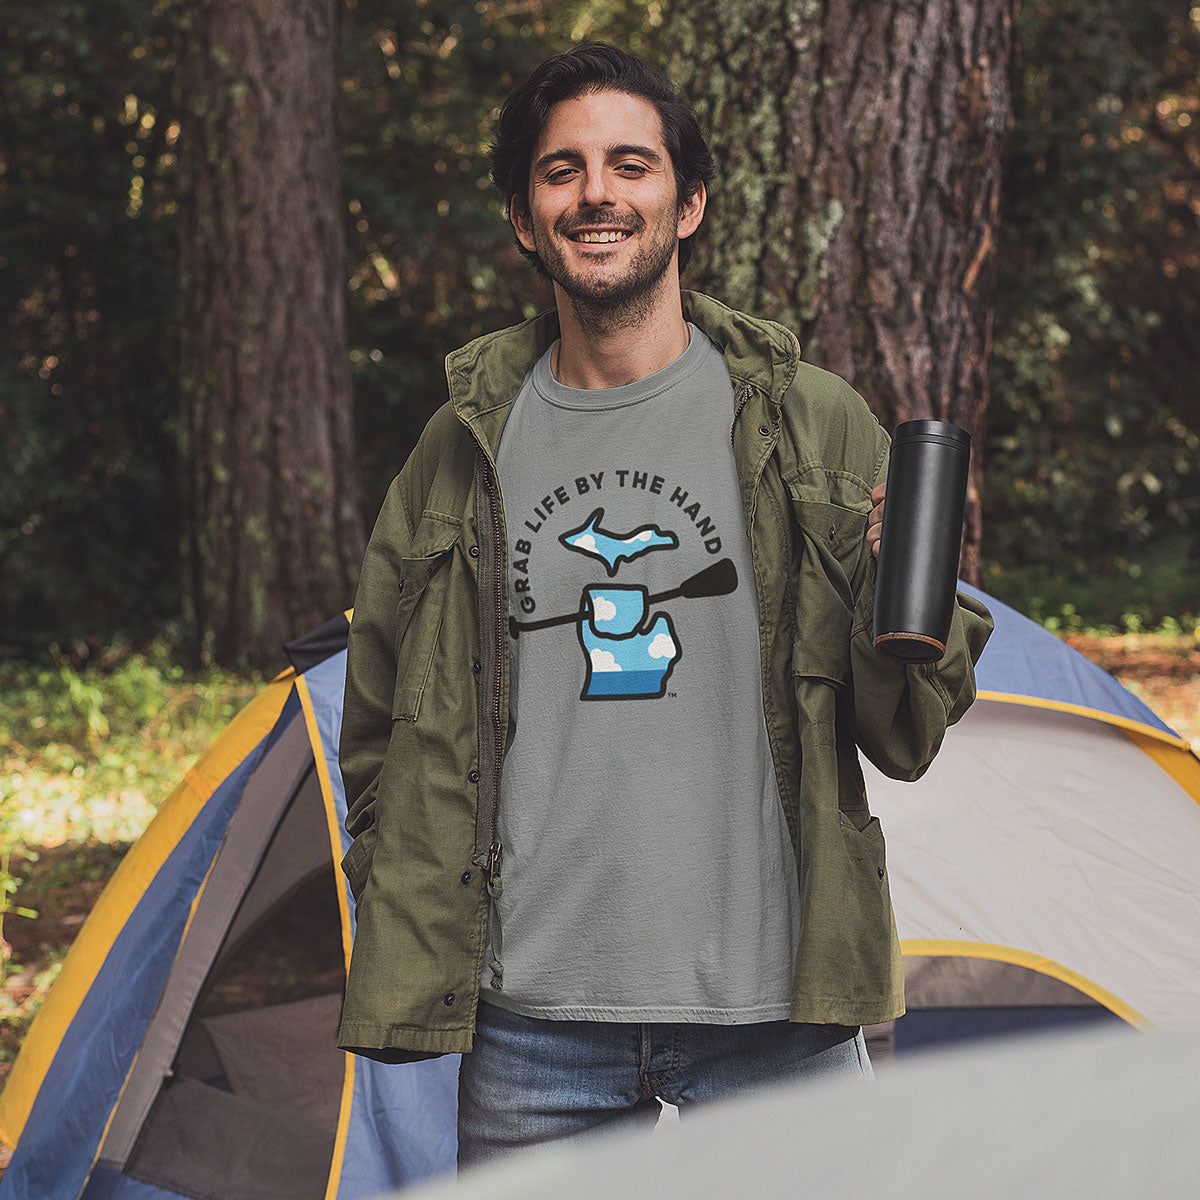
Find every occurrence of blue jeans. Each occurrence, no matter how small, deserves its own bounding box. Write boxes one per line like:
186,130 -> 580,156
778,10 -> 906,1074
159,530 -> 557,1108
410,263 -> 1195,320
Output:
457,1000 -> 872,1168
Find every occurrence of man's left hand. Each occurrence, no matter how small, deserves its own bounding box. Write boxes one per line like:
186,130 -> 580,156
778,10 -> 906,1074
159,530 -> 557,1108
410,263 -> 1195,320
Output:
867,482 -> 886,559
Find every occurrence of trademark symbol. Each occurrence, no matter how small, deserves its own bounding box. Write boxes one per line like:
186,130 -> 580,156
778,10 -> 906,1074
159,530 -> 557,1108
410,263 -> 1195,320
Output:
667,691 -> 678,699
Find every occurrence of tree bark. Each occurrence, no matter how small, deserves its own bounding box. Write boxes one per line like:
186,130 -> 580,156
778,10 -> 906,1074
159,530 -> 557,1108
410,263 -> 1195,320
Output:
664,0 -> 1017,584
178,0 -> 365,665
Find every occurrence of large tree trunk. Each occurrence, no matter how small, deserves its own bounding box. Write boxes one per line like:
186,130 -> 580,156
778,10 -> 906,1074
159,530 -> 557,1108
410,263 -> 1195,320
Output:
178,0 -> 365,665
664,0 -> 1017,584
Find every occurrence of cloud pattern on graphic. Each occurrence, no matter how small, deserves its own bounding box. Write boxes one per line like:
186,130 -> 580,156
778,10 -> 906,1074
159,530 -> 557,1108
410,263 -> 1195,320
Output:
648,632 -> 676,659
590,648 -> 622,672
592,595 -> 618,623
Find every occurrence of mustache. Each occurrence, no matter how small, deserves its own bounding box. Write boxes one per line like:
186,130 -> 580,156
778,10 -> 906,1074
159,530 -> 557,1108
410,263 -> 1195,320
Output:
555,211 -> 644,236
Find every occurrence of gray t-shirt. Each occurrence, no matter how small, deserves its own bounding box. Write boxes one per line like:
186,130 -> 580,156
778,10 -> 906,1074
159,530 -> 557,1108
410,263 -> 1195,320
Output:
490,326 -> 801,1022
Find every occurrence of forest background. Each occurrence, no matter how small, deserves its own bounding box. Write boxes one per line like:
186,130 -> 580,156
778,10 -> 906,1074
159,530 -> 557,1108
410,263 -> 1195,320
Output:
1,0 -> 1199,1092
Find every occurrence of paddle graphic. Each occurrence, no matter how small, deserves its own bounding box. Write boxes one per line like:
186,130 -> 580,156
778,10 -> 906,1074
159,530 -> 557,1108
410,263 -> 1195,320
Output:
509,557 -> 738,639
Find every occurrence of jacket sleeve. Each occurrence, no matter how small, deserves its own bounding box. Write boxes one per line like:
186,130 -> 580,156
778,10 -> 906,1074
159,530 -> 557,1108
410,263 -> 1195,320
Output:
849,428 -> 994,782
340,471 -> 415,847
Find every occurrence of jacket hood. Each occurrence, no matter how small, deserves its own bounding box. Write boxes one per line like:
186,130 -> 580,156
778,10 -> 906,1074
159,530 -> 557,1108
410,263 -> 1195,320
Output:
446,291 -> 802,456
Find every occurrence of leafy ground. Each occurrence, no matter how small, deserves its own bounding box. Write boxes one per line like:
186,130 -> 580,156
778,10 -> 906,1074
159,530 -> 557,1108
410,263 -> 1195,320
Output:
1061,631 -> 1200,750
0,629 -> 1197,1151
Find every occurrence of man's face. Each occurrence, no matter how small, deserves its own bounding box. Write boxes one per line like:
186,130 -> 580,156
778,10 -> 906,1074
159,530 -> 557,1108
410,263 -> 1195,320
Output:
511,89 -> 705,312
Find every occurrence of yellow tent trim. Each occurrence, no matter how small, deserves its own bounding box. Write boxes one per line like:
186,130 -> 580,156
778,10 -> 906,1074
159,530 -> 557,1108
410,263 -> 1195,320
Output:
0,678 -> 292,1152
295,674 -> 357,1200
976,690 -> 1189,749
900,939 -> 1149,1029
294,675 -> 353,974
1123,729 -> 1200,809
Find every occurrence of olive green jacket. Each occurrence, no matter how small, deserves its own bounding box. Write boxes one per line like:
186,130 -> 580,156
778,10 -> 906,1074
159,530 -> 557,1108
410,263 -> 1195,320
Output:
337,291 -> 993,1061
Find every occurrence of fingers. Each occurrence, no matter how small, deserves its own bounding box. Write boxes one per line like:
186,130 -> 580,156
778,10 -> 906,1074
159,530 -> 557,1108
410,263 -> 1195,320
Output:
867,482 -> 886,559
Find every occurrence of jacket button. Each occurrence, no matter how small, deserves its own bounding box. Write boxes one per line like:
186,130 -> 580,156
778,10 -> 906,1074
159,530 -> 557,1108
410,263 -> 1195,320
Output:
469,545 -> 480,558
468,769 -> 480,783
758,424 -> 771,436
472,658 -> 482,674
828,525 -> 837,544
460,871 -> 472,885
443,992 -> 456,1006
397,579 -> 405,594
878,867 -> 885,880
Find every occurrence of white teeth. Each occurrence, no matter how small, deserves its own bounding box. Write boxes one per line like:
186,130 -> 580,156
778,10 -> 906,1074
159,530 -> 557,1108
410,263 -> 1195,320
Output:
574,230 -> 629,243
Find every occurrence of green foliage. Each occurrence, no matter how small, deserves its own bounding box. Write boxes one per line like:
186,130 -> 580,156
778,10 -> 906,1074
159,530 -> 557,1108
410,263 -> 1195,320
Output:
0,1 -> 184,658
986,0 -> 1200,614
985,533 -> 1199,634
0,642 -> 262,853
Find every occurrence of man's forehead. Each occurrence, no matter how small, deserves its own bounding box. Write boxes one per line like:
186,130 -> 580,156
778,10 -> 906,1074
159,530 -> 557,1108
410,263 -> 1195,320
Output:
534,89 -> 668,157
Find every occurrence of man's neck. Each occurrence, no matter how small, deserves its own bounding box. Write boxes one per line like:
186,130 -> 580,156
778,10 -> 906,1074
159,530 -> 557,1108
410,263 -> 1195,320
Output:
551,280 -> 689,390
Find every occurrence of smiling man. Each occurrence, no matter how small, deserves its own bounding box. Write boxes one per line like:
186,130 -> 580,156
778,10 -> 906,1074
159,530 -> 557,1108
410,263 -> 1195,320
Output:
337,45 -> 993,1169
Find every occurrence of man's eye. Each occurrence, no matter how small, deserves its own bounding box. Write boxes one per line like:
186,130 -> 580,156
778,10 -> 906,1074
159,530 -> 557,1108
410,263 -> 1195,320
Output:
546,168 -> 575,183
618,164 -> 647,176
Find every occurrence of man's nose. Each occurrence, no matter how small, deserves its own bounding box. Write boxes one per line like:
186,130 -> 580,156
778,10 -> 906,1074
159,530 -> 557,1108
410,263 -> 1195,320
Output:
580,166 -> 614,209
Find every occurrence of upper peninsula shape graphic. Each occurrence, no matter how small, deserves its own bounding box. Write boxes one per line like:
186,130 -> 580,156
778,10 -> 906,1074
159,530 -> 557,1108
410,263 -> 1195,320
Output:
559,508 -> 678,577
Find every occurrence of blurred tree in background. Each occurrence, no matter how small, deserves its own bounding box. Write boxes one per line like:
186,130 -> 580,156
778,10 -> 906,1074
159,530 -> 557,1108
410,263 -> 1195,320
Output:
1,0 -> 1197,663
663,0 -> 1018,585
178,0 -> 365,666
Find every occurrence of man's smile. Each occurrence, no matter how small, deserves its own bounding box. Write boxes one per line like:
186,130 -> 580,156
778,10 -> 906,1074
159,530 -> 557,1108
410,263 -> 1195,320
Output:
568,229 -> 633,244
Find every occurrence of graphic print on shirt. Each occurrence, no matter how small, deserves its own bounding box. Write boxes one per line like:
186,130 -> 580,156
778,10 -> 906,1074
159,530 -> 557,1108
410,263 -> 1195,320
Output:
510,473 -> 738,701
574,584 -> 680,700
558,508 -> 678,576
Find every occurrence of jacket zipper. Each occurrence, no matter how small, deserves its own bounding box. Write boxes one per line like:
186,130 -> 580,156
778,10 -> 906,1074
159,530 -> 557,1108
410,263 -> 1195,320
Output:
475,450 -> 506,989
481,457 -> 505,885
731,383 -> 752,445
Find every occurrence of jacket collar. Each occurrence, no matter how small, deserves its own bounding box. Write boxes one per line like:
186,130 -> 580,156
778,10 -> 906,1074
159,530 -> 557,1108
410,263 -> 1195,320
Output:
448,290 -> 800,457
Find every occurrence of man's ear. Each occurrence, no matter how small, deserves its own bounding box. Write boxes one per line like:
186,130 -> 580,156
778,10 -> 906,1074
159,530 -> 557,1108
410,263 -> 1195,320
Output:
677,180 -> 707,240
510,198 -> 536,253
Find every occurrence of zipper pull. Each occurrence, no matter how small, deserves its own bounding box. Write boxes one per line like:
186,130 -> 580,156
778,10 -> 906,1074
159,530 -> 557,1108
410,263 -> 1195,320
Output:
485,841 -> 503,887
484,840 -> 504,990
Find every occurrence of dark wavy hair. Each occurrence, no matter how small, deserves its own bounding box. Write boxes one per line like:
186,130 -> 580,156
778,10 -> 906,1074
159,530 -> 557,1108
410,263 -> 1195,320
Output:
489,44 -> 715,275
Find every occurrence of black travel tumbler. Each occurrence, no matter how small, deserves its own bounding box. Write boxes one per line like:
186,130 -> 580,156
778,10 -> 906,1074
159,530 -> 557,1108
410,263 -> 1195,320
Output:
872,420 -> 970,662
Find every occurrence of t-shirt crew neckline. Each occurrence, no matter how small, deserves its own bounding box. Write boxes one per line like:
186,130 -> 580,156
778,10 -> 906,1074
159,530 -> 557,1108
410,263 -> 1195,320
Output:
533,323 -> 708,412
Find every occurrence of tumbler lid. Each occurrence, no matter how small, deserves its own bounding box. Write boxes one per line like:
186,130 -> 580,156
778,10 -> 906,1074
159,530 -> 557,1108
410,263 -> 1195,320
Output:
892,419 -> 971,450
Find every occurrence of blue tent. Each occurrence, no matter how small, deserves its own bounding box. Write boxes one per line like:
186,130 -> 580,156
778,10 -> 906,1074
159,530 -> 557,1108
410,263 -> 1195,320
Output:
3,593 -> 1198,1194
0,617 -> 458,1200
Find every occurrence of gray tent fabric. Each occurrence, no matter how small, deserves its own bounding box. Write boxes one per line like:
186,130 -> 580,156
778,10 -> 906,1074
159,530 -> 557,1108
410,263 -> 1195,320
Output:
403,1025 -> 1200,1200
199,993 -> 344,1129
213,768 -> 330,972
901,955 -> 1105,1008
126,1076 -> 331,1200
126,995 -> 343,1200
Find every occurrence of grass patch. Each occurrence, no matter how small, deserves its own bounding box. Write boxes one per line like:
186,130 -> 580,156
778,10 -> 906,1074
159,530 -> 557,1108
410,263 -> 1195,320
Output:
1,644 -> 262,1084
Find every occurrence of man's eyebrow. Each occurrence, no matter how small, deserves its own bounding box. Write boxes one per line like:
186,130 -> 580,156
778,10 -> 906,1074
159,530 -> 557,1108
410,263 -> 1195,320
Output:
607,144 -> 663,164
532,144 -> 665,173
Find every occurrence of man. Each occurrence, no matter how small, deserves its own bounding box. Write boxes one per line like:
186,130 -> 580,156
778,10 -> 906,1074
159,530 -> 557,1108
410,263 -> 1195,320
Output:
337,44 -> 993,1166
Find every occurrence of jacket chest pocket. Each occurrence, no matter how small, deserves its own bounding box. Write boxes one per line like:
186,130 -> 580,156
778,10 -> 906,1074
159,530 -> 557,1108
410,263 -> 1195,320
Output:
393,524 -> 460,721
787,491 -> 869,686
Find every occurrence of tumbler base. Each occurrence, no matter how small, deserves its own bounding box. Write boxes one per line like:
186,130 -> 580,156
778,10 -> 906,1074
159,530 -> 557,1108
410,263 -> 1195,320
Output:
872,631 -> 946,663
